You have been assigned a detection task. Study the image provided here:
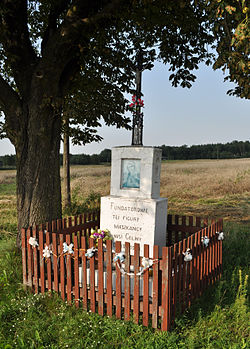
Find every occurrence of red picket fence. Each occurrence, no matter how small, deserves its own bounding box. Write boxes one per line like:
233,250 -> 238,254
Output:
21,211 -> 223,331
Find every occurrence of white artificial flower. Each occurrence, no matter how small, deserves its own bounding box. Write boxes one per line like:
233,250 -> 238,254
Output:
217,232 -> 224,240
63,242 -> 74,254
183,248 -> 192,262
43,245 -> 52,259
68,243 -> 74,254
201,236 -> 210,247
85,247 -> 96,258
113,252 -> 126,263
141,257 -> 153,269
29,237 -> 38,247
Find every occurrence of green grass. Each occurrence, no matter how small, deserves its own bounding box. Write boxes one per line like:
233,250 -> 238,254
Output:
0,182 -> 16,196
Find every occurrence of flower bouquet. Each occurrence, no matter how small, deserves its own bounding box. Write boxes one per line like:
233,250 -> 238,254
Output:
90,228 -> 112,248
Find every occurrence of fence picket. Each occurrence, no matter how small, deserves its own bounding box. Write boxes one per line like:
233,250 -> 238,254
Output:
187,235 -> 192,308
192,232 -> 198,300
59,234 -> 65,300
133,243 -> 140,324
181,239 -> 187,313
172,243 -> 178,322
52,232 -> 58,292
33,227 -> 39,293
39,230 -> 45,293
177,240 -> 183,314
200,229 -> 204,295
208,225 -> 212,286
152,245 -> 159,329
97,239 -> 104,316
205,227 -> 209,289
81,236 -> 88,311
74,235 -> 80,308
106,239 -> 113,317
115,241 -> 122,319
143,244 -> 149,327
124,242 -> 131,321
66,234 -> 72,303
27,228 -> 33,288
212,224 -> 216,284
89,238 -> 96,313
21,229 -> 27,285
219,220 -> 223,279
46,231 -> 52,291
161,246 -> 171,331
196,230 -> 201,297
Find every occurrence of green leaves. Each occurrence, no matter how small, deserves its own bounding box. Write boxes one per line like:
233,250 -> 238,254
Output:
208,0 -> 249,98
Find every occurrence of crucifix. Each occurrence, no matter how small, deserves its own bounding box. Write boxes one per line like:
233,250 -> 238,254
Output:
131,49 -> 144,146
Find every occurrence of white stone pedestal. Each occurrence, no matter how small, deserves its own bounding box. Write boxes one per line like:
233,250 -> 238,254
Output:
100,146 -> 168,257
101,196 -> 167,257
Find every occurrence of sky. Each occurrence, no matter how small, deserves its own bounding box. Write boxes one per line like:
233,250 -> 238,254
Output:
0,61 -> 249,156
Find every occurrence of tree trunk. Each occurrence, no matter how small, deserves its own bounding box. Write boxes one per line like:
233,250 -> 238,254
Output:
63,122 -> 71,209
15,101 -> 62,247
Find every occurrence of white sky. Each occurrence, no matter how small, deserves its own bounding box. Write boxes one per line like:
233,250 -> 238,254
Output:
0,61 -> 249,156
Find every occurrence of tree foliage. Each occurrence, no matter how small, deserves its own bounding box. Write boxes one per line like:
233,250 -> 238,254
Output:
0,0 -> 216,142
208,0 -> 249,99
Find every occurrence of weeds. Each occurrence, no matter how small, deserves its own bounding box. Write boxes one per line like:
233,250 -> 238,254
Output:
63,190 -> 101,216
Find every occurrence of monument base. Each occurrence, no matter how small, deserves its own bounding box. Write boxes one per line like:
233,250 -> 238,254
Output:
100,196 -> 168,257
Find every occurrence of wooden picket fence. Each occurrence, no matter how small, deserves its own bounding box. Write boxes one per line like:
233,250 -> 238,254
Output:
21,211 -> 223,331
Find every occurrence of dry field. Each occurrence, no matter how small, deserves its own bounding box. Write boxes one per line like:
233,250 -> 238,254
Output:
69,158 -> 250,223
0,158 -> 250,230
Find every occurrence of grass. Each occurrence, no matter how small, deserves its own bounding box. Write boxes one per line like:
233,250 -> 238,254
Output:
0,159 -> 249,348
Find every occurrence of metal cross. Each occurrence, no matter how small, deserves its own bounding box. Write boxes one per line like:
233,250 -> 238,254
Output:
131,49 -> 143,146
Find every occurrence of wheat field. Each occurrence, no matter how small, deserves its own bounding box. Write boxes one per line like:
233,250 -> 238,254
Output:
68,158 -> 250,222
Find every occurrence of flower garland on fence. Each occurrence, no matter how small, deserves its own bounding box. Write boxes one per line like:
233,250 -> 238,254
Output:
113,253 -> 159,276
28,238 -> 83,263
27,230 -> 111,262
28,229 -> 225,266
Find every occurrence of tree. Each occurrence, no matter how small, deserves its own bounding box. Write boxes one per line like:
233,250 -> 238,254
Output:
0,0 -> 214,245
63,117 -> 71,209
208,0 -> 249,99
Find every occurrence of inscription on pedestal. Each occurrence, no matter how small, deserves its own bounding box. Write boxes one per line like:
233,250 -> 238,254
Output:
101,196 -> 167,256
108,201 -> 150,251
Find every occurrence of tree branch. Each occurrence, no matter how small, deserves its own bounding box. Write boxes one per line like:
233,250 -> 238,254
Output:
40,0 -> 126,91
41,0 -> 71,55
0,0 -> 38,95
